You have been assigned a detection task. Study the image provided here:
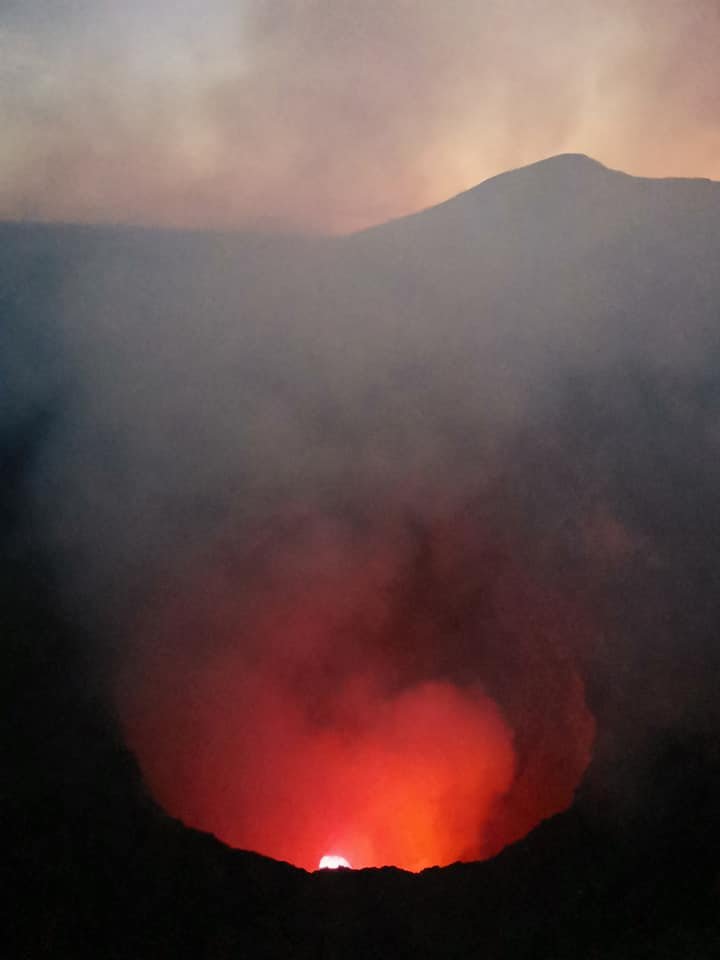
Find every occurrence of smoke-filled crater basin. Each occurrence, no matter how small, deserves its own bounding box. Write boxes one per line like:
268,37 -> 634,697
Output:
118,511 -> 595,872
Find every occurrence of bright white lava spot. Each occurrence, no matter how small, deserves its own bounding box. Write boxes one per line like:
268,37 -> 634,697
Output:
318,854 -> 352,870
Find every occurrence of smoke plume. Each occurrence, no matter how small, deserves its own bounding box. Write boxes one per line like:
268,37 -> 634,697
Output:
3,149 -> 719,868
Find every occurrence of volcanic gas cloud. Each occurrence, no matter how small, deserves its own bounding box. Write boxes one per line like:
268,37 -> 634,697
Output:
118,509 -> 595,871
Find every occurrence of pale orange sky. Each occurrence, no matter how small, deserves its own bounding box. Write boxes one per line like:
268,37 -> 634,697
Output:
1,0 -> 719,233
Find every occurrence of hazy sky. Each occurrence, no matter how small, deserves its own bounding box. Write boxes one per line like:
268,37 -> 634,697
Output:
1,0 -> 719,231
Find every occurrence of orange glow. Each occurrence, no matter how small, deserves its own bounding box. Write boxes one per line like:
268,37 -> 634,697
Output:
318,855 -> 352,870
124,665 -> 515,872
118,512 -> 595,872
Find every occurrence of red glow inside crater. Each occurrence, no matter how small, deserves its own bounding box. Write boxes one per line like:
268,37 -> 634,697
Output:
118,512 -> 595,872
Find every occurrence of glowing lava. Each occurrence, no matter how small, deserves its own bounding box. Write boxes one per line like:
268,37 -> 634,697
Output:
318,855 -> 352,870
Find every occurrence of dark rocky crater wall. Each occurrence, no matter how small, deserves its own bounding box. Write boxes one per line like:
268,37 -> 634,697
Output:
3,156 -> 720,956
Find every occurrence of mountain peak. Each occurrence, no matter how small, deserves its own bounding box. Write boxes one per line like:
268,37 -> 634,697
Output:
525,152 -> 607,171
466,153 -> 615,198
353,154 -> 618,239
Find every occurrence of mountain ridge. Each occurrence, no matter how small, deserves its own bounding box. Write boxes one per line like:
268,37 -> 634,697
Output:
2,154 -> 718,242
349,152 -> 720,240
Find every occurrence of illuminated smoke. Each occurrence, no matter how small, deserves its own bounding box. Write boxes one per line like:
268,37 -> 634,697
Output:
118,510 -> 595,870
1,1 -> 719,230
